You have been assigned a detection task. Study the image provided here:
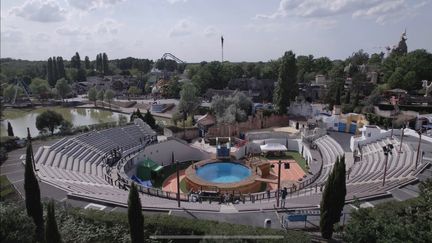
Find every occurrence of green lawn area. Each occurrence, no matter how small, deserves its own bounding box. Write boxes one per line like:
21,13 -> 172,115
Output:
264,151 -> 308,172
152,161 -> 193,189
179,178 -> 188,193
0,175 -> 15,199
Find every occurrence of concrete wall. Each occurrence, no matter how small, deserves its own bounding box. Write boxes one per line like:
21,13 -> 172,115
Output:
135,139 -> 211,166
164,127 -> 200,140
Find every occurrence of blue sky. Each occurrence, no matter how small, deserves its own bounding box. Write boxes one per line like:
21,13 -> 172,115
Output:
1,0 -> 432,62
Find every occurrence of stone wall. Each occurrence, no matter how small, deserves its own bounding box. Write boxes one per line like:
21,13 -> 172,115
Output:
206,112 -> 291,137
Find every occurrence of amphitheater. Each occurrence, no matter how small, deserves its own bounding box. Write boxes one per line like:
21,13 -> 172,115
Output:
29,119 -> 432,212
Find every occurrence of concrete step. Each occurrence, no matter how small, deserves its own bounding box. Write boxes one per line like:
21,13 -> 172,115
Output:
391,188 -> 417,201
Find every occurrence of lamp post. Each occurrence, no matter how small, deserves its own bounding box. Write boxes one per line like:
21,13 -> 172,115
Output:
415,129 -> 423,170
276,160 -> 282,208
176,160 -> 181,207
399,123 -> 407,153
382,144 -> 394,186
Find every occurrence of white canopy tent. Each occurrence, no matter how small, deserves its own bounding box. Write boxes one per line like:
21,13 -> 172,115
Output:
260,143 -> 288,152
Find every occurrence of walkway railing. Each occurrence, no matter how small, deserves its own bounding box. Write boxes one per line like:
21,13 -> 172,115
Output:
103,141 -> 326,204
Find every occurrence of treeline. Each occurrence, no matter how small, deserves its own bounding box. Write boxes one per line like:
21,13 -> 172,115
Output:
47,57 -> 66,86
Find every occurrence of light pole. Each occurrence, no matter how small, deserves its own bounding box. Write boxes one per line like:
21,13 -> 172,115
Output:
276,160 -> 282,208
176,160 -> 181,207
382,144 -> 394,186
399,123 -> 407,153
415,129 -> 423,170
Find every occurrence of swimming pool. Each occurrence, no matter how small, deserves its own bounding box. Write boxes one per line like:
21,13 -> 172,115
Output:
196,162 -> 251,183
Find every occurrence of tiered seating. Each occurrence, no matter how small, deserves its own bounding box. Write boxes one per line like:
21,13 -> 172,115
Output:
348,137 -> 417,185
33,121 -> 156,190
313,135 -> 345,185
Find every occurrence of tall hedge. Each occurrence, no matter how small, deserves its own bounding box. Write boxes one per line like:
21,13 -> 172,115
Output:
128,183 -> 144,243
24,141 -> 44,242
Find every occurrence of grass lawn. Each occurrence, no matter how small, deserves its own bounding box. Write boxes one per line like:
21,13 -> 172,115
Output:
264,151 -> 308,173
179,178 -> 188,193
152,161 -> 193,188
0,175 -> 15,199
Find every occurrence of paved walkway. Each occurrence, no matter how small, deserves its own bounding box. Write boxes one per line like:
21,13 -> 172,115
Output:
266,160 -> 306,190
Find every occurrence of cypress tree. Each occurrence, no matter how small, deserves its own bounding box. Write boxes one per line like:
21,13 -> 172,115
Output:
144,109 -> 156,129
75,52 -> 81,69
24,131 -> 44,242
128,183 -> 144,243
45,200 -> 62,243
7,121 -> 14,137
57,57 -> 66,79
84,56 -> 91,69
47,57 -> 54,86
96,54 -> 102,72
102,53 -> 109,75
52,56 -> 58,83
273,51 -> 298,114
335,87 -> 341,106
333,156 -> 346,223
320,157 -> 346,239
345,91 -> 351,104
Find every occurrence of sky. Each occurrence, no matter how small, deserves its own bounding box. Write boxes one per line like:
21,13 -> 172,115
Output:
1,0 -> 432,62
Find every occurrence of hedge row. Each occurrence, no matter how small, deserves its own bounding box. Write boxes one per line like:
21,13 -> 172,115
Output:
0,201 -> 309,243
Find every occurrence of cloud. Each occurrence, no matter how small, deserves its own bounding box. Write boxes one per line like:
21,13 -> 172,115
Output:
67,0 -> 126,11
97,19 -> 121,35
32,33 -> 51,42
9,0 -> 67,22
255,0 -> 430,25
169,19 -> 193,37
1,29 -> 24,42
166,0 -> 188,4
56,26 -> 87,36
203,26 -> 217,37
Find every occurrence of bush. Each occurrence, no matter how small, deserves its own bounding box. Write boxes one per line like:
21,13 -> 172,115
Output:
1,201 -> 309,243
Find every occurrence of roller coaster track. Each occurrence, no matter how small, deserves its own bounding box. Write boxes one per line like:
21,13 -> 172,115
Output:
161,53 -> 185,64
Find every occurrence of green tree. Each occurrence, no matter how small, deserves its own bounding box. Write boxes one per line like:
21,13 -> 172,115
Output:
84,56 -> 91,69
130,109 -> 145,122
35,110 -> 64,135
144,110 -> 156,129
178,82 -> 200,116
45,200 -> 62,243
76,68 -> 87,82
7,121 -> 14,137
128,183 -> 144,243
97,90 -> 105,105
71,52 -> 81,69
388,67 -> 405,89
24,138 -> 44,242
320,156 -> 346,239
344,179 -> 432,242
88,87 -> 97,106
128,86 -> 141,97
96,54 -> 102,72
104,89 -> 115,110
2,85 -> 21,103
102,53 -> 109,75
273,51 -> 297,114
52,56 -> 58,83
47,57 -> 54,86
30,78 -> 51,100
56,56 -> 66,79
55,78 -> 72,102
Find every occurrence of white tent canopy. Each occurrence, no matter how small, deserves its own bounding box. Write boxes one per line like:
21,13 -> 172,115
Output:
260,143 -> 287,152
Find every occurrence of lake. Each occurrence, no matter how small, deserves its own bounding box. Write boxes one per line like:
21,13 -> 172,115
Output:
1,107 -> 127,138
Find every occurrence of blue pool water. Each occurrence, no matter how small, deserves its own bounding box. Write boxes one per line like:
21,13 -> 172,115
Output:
196,162 -> 251,183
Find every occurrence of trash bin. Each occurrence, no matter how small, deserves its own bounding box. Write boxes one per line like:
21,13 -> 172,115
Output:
264,218 -> 272,228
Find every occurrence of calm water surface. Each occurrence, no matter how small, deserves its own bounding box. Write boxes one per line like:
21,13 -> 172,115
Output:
1,107 -> 126,138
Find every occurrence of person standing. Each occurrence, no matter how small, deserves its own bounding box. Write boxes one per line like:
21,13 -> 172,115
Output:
281,187 -> 288,208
